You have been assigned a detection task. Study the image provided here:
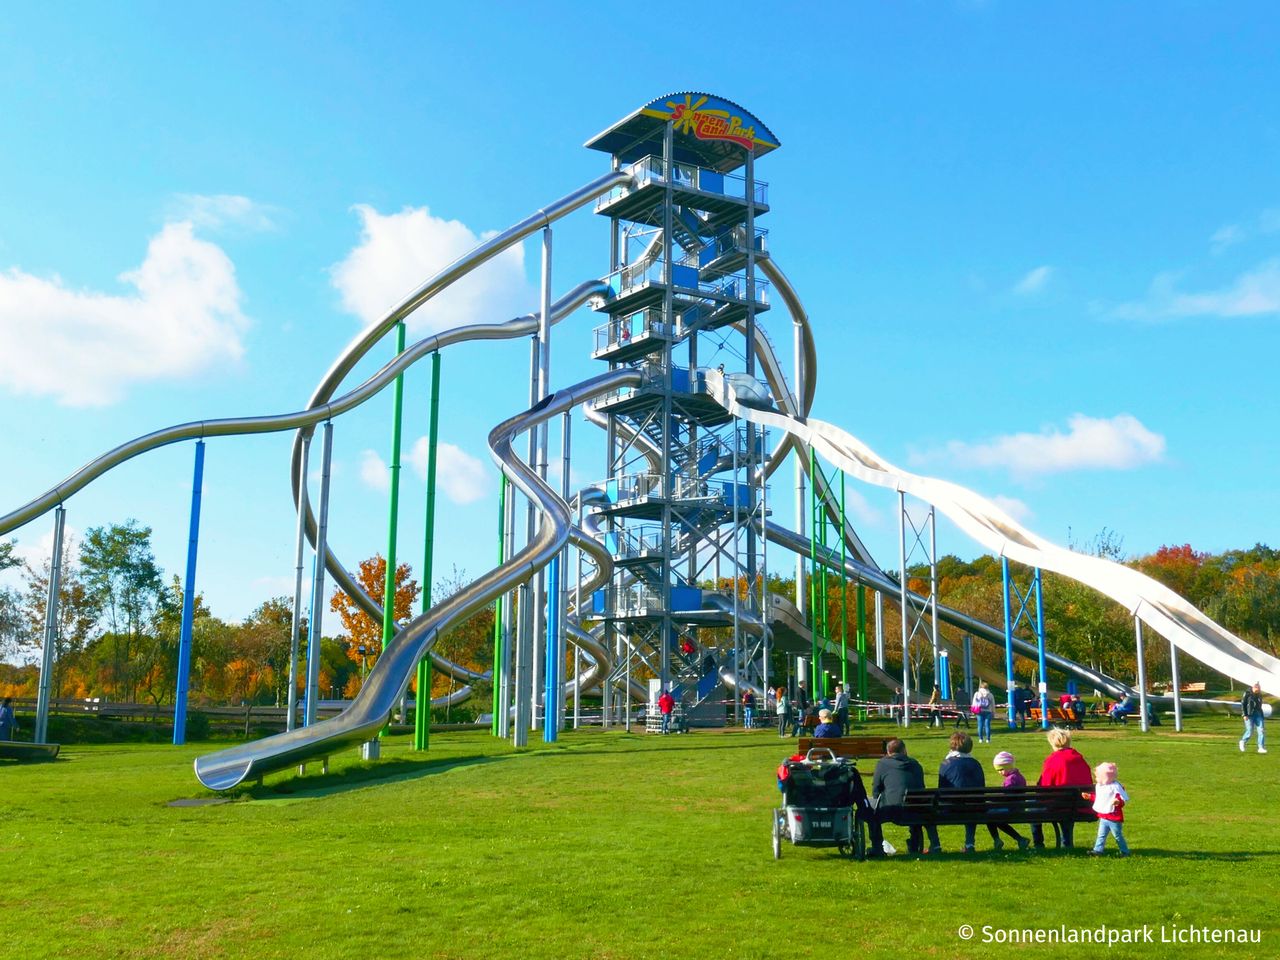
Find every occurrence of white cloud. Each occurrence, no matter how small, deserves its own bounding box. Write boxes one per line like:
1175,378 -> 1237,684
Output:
331,205 -> 532,333
1109,260 -> 1280,321
916,414 -> 1166,478
990,495 -> 1033,522
843,487 -> 881,527
358,449 -> 390,492
0,222 -> 248,406
1012,265 -> 1053,295
170,194 -> 277,231
407,437 -> 488,504
1210,224 -> 1245,255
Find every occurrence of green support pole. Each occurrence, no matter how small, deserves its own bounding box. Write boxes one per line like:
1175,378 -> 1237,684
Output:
414,350 -> 441,751
856,585 -> 868,720
379,322 -> 407,739
839,471 -> 848,689
818,466 -> 829,700
491,475 -> 507,736
808,448 -> 819,699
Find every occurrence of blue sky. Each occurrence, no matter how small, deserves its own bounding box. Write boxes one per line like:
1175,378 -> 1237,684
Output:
1,2 -> 1278,624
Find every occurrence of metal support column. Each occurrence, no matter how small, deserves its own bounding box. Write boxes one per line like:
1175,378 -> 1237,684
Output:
173,440 -> 205,745
1169,639 -> 1183,732
1034,567 -> 1050,729
304,421 -> 334,727
1000,557 -> 1017,730
897,491 -> 911,726
34,506 -> 66,745
415,351 -> 441,750
376,321 -> 407,749
491,475 -> 507,736
286,435 -> 311,731
1135,616 -> 1150,733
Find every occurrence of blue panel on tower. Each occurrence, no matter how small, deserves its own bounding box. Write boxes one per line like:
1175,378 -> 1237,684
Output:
671,264 -> 699,289
671,586 -> 702,611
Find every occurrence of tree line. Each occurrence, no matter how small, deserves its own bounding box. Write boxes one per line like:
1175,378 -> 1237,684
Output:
0,520 -> 496,711
2,519 -> 1274,705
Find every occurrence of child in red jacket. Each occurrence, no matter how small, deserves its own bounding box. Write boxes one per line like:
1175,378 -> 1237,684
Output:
1085,761 -> 1130,856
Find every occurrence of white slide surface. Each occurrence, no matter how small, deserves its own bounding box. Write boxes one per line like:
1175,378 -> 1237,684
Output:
706,372 -> 1280,696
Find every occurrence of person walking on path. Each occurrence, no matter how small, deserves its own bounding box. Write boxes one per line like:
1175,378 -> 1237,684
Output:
775,687 -> 790,738
657,688 -> 675,735
987,751 -> 1031,851
791,683 -> 810,737
868,739 -> 941,856
1240,682 -> 1267,754
0,697 -> 17,741
972,681 -> 995,743
1031,727 -> 1092,849
938,731 -> 985,852
1085,761 -> 1131,857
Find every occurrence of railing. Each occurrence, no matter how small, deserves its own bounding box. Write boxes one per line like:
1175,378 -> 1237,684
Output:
603,259 -> 769,309
595,155 -> 769,210
691,227 -> 768,269
592,308 -> 670,354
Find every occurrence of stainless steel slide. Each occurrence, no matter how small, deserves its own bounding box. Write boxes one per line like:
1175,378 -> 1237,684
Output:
193,368 -> 642,790
704,370 -> 1280,696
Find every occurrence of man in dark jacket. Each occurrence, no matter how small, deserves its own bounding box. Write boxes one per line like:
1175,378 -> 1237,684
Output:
1240,682 -> 1267,754
938,731 -> 985,852
868,739 -> 940,855
791,683 -> 811,737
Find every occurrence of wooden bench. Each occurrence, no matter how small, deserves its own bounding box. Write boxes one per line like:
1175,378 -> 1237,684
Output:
0,741 -> 61,762
796,736 -> 890,760
1028,706 -> 1083,727
884,786 -> 1096,846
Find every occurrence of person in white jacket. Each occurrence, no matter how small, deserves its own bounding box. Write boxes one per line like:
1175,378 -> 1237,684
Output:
971,682 -> 995,744
1086,761 -> 1130,857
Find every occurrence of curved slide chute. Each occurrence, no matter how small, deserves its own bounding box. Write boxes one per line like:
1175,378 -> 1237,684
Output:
705,371 -> 1280,697
193,368 -> 642,790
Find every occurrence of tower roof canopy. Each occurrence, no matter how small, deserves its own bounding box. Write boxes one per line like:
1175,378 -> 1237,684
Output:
585,93 -> 779,173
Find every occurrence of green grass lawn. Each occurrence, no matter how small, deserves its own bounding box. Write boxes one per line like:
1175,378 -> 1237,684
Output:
2,715 -> 1276,959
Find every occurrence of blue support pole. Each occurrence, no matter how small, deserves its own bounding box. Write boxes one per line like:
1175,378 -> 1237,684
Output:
939,650 -> 950,700
173,440 -> 206,746
1000,557 -> 1017,729
1034,567 -> 1050,729
543,556 -> 560,743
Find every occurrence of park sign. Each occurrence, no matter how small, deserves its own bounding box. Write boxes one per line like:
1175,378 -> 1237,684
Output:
641,93 -> 778,153
585,91 -> 779,172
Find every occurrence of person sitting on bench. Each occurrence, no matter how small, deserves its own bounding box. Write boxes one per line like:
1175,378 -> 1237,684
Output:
813,708 -> 842,739
1031,727 -> 1092,849
868,739 -> 940,856
938,731 -> 985,852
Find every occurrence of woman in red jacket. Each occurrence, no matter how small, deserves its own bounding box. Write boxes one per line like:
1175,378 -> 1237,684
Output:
1031,727 -> 1092,849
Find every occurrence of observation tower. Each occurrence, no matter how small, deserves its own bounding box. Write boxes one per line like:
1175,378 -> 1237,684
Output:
584,93 -> 778,724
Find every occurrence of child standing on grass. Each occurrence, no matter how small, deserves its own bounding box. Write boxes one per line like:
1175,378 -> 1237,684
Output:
1086,761 -> 1130,857
987,751 -> 1031,850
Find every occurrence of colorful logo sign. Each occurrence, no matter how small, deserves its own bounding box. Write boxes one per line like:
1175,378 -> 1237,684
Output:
644,94 -> 768,151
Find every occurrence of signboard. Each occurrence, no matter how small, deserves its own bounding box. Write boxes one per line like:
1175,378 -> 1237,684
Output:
640,93 -> 778,153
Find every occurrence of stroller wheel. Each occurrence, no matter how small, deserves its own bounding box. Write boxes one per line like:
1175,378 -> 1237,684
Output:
772,812 -> 782,860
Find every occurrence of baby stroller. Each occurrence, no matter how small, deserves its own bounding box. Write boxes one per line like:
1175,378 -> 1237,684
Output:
772,747 -> 866,860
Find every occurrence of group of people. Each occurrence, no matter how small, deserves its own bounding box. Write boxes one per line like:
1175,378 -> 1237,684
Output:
860,728 -> 1131,857
773,683 -> 850,738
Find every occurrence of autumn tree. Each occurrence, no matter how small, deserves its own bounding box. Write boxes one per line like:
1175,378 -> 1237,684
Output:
330,554 -> 421,667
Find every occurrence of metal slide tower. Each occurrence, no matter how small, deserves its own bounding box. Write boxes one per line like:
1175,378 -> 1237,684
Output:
584,94 -> 777,725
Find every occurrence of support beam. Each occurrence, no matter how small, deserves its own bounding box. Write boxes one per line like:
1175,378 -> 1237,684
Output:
173,440 -> 206,745
1135,617 -> 1150,733
1169,639 -> 1183,732
286,436 -> 311,732
304,422 -> 334,727
35,507 -> 66,745
415,351 -> 441,750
